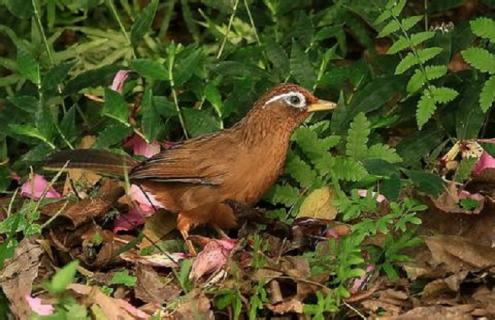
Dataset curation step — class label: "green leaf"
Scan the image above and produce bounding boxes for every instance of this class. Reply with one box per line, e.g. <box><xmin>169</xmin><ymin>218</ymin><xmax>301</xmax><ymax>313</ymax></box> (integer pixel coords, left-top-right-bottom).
<box><xmin>16</xmin><ymin>47</ymin><xmax>40</xmax><ymax>85</ymax></box>
<box><xmin>374</xmin><ymin>11</ymin><xmax>391</xmax><ymax>25</ymax></box>
<box><xmin>292</xmin><ymin>127</ymin><xmax>339</xmax><ymax>159</ymax></box>
<box><xmin>130</xmin><ymin>0</ymin><xmax>159</xmax><ymax>44</ymax></box>
<box><xmin>407</xmin><ymin>65</ymin><xmax>447</xmax><ymax>93</ymax></box>
<box><xmin>64</xmin><ymin>65</ymin><xmax>120</xmax><ymax>94</ymax></box>
<box><xmin>141</xmin><ymin>88</ymin><xmax>161</xmax><ymax>141</ymax></box>
<box><xmin>331</xmin><ymin>157</ymin><xmax>368</xmax><ymax>181</ymax></box>
<box><xmin>183</xmin><ymin>108</ymin><xmax>220</xmax><ymax>138</ymax></box>
<box><xmin>174</xmin><ymin>48</ymin><xmax>202</xmax><ymax>87</ymax></box>
<box><xmin>265</xmin><ymin>184</ymin><xmax>300</xmax><ymax>207</ymax></box>
<box><xmin>395</xmin><ymin>52</ymin><xmax>420</xmax><ymax>74</ymax></box>
<box><xmin>404</xmin><ymin>170</ymin><xmax>444</xmax><ymax>196</ymax></box>
<box><xmin>4</xmin><ymin>0</ymin><xmax>33</xmax><ymax>18</ymax></box>
<box><xmin>402</xmin><ymin>16</ymin><xmax>423</xmax><ymax>31</ymax></box>
<box><xmin>416</xmin><ymin>90</ymin><xmax>436</xmax><ymax>129</ymax></box>
<box><xmin>367</xmin><ymin>144</ymin><xmax>402</xmax><ymax>163</ymax></box>
<box><xmin>264</xmin><ymin>39</ymin><xmax>290</xmax><ymax>78</ymax></box>
<box><xmin>60</xmin><ymin>106</ymin><xmax>77</xmax><ymax>142</ymax></box>
<box><xmin>410</xmin><ymin>31</ymin><xmax>436</xmax><ymax>46</ymax></box>
<box><xmin>346</xmin><ymin>113</ymin><xmax>370</xmax><ymax>159</ymax></box>
<box><xmin>204</xmin><ymin>83</ymin><xmax>223</xmax><ymax>118</ymax></box>
<box><xmin>7</xmin><ymin>96</ymin><xmax>38</xmax><ymax>113</ymax></box>
<box><xmin>94</xmin><ymin>121</ymin><xmax>131</xmax><ymax>148</ymax></box>
<box><xmin>387</xmin><ymin>37</ymin><xmax>409</xmax><ymax>54</ymax></box>
<box><xmin>290</xmin><ymin>39</ymin><xmax>316</xmax><ymax>89</ymax></box>
<box><xmin>461</xmin><ymin>47</ymin><xmax>495</xmax><ymax>74</ymax></box>
<box><xmin>7</xmin><ymin>124</ymin><xmax>55</xmax><ymax>148</ymax></box>
<box><xmin>46</xmin><ymin>260</ymin><xmax>79</xmax><ymax>294</ymax></box>
<box><xmin>111</xmin><ymin>270</ymin><xmax>137</xmax><ymax>287</ymax></box>
<box><xmin>285</xmin><ymin>153</ymin><xmax>317</xmax><ymax>188</ymax></box>
<box><xmin>470</xmin><ymin>17</ymin><xmax>495</xmax><ymax>44</ymax></box>
<box><xmin>430</xmin><ymin>86</ymin><xmax>459</xmax><ymax>103</ymax></box>
<box><xmin>378</xmin><ymin>20</ymin><xmax>400</xmax><ymax>38</ymax></box>
<box><xmin>102</xmin><ymin>88</ymin><xmax>130</xmax><ymax>126</ymax></box>
<box><xmin>390</xmin><ymin>0</ymin><xmax>407</xmax><ymax>16</ymax></box>
<box><xmin>417</xmin><ymin>47</ymin><xmax>443</xmax><ymax>63</ymax></box>
<box><xmin>130</xmin><ymin>59</ymin><xmax>168</xmax><ymax>80</ymax></box>
<box><xmin>480</xmin><ymin>75</ymin><xmax>495</xmax><ymax>112</ymax></box>
<box><xmin>42</xmin><ymin>61</ymin><xmax>75</xmax><ymax>92</ymax></box>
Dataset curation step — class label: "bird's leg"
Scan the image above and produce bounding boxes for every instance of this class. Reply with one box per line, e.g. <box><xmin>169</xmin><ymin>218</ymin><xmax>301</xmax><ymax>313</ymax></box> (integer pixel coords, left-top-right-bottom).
<box><xmin>212</xmin><ymin>224</ymin><xmax>231</xmax><ymax>239</ymax></box>
<box><xmin>177</xmin><ymin>214</ymin><xmax>197</xmax><ymax>256</ymax></box>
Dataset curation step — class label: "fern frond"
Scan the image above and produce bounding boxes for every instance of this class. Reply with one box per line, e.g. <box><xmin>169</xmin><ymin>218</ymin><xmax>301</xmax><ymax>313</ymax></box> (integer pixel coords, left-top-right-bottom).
<box><xmin>367</xmin><ymin>144</ymin><xmax>403</xmax><ymax>163</ymax></box>
<box><xmin>266</xmin><ymin>184</ymin><xmax>300</xmax><ymax>207</ymax></box>
<box><xmin>331</xmin><ymin>157</ymin><xmax>368</xmax><ymax>182</ymax></box>
<box><xmin>285</xmin><ymin>153</ymin><xmax>317</xmax><ymax>188</ymax></box>
<box><xmin>416</xmin><ymin>91</ymin><xmax>436</xmax><ymax>129</ymax></box>
<box><xmin>346</xmin><ymin>113</ymin><xmax>370</xmax><ymax>159</ymax></box>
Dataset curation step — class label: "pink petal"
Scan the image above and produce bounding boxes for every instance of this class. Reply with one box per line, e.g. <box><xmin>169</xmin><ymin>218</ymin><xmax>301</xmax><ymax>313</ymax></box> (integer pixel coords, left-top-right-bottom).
<box><xmin>349</xmin><ymin>264</ymin><xmax>375</xmax><ymax>294</ymax></box>
<box><xmin>473</xmin><ymin>151</ymin><xmax>495</xmax><ymax>176</ymax></box>
<box><xmin>21</xmin><ymin>174</ymin><xmax>61</xmax><ymax>200</ymax></box>
<box><xmin>128</xmin><ymin>184</ymin><xmax>165</xmax><ymax>211</ymax></box>
<box><xmin>325</xmin><ymin>228</ymin><xmax>340</xmax><ymax>239</ymax></box>
<box><xmin>190</xmin><ymin>239</ymin><xmax>236</xmax><ymax>281</ymax></box>
<box><xmin>113</xmin><ymin>208</ymin><xmax>146</xmax><ymax>233</ymax></box>
<box><xmin>124</xmin><ymin>135</ymin><xmax>161</xmax><ymax>158</ymax></box>
<box><xmin>357</xmin><ymin>189</ymin><xmax>386</xmax><ymax>203</ymax></box>
<box><xmin>25</xmin><ymin>294</ymin><xmax>54</xmax><ymax>316</ymax></box>
<box><xmin>110</xmin><ymin>70</ymin><xmax>131</xmax><ymax>93</ymax></box>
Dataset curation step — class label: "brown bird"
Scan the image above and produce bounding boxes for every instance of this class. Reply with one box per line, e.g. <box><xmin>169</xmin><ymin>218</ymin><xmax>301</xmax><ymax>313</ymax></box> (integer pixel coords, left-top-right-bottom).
<box><xmin>46</xmin><ymin>84</ymin><xmax>337</xmax><ymax>254</ymax></box>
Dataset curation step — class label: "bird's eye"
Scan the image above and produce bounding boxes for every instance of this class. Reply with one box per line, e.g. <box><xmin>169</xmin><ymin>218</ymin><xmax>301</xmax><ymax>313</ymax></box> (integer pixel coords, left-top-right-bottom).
<box><xmin>288</xmin><ymin>95</ymin><xmax>301</xmax><ymax>105</ymax></box>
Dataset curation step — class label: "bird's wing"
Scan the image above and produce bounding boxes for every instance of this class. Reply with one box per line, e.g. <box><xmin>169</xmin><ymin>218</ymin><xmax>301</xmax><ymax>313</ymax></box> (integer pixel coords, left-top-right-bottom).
<box><xmin>130</xmin><ymin>132</ymin><xmax>231</xmax><ymax>185</ymax></box>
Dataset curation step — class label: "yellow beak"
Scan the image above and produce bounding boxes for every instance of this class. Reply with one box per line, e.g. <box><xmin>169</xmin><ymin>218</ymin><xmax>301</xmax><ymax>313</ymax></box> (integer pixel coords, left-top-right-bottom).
<box><xmin>307</xmin><ymin>99</ymin><xmax>338</xmax><ymax>112</ymax></box>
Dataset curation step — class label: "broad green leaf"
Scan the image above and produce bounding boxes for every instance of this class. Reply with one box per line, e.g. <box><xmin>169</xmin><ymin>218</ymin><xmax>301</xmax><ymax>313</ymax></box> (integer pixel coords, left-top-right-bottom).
<box><xmin>46</xmin><ymin>260</ymin><xmax>79</xmax><ymax>294</ymax></box>
<box><xmin>470</xmin><ymin>17</ymin><xmax>495</xmax><ymax>44</ymax></box>
<box><xmin>378</xmin><ymin>19</ymin><xmax>400</xmax><ymax>38</ymax></box>
<box><xmin>130</xmin><ymin>59</ymin><xmax>168</xmax><ymax>80</ymax></box>
<box><xmin>480</xmin><ymin>75</ymin><xmax>495</xmax><ymax>112</ymax></box>
<box><xmin>285</xmin><ymin>153</ymin><xmax>317</xmax><ymax>188</ymax></box>
<box><xmin>430</xmin><ymin>86</ymin><xmax>458</xmax><ymax>103</ymax></box>
<box><xmin>7</xmin><ymin>124</ymin><xmax>55</xmax><ymax>148</ymax></box>
<box><xmin>456</xmin><ymin>81</ymin><xmax>484</xmax><ymax>139</ymax></box>
<box><xmin>59</xmin><ymin>106</ymin><xmax>77</xmax><ymax>142</ymax></box>
<box><xmin>402</xmin><ymin>16</ymin><xmax>423</xmax><ymax>31</ymax></box>
<box><xmin>264</xmin><ymin>39</ymin><xmax>290</xmax><ymax>78</ymax></box>
<box><xmin>183</xmin><ymin>108</ymin><xmax>220</xmax><ymax>138</ymax></box>
<box><xmin>290</xmin><ymin>39</ymin><xmax>316</xmax><ymax>89</ymax></box>
<box><xmin>16</xmin><ymin>47</ymin><xmax>40</xmax><ymax>85</ymax></box>
<box><xmin>346</xmin><ymin>113</ymin><xmax>370</xmax><ymax>159</ymax></box>
<box><xmin>174</xmin><ymin>48</ymin><xmax>202</xmax><ymax>87</ymax></box>
<box><xmin>130</xmin><ymin>0</ymin><xmax>159</xmax><ymax>44</ymax></box>
<box><xmin>404</xmin><ymin>170</ymin><xmax>444</xmax><ymax>196</ymax></box>
<box><xmin>42</xmin><ymin>61</ymin><xmax>75</xmax><ymax>92</ymax></box>
<box><xmin>141</xmin><ymin>88</ymin><xmax>161</xmax><ymax>141</ymax></box>
<box><xmin>204</xmin><ymin>83</ymin><xmax>223</xmax><ymax>118</ymax></box>
<box><xmin>461</xmin><ymin>47</ymin><xmax>495</xmax><ymax>74</ymax></box>
<box><xmin>407</xmin><ymin>65</ymin><xmax>447</xmax><ymax>93</ymax></box>
<box><xmin>64</xmin><ymin>65</ymin><xmax>120</xmax><ymax>94</ymax></box>
<box><xmin>7</xmin><ymin>96</ymin><xmax>38</xmax><ymax>113</ymax></box>
<box><xmin>416</xmin><ymin>91</ymin><xmax>436</xmax><ymax>129</ymax></box>
<box><xmin>102</xmin><ymin>88</ymin><xmax>130</xmax><ymax>126</ymax></box>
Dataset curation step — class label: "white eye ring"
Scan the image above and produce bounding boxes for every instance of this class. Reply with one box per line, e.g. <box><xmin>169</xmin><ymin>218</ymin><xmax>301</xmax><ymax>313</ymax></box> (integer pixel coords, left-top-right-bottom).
<box><xmin>264</xmin><ymin>91</ymin><xmax>306</xmax><ymax>109</ymax></box>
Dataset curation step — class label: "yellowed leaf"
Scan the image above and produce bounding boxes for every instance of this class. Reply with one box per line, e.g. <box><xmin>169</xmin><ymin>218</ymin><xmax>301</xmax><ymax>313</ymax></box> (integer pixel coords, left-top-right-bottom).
<box><xmin>298</xmin><ymin>186</ymin><xmax>337</xmax><ymax>220</ymax></box>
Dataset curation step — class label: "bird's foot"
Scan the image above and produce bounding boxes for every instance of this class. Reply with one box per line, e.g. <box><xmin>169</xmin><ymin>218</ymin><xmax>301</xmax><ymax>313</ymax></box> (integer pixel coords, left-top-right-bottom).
<box><xmin>212</xmin><ymin>224</ymin><xmax>231</xmax><ymax>239</ymax></box>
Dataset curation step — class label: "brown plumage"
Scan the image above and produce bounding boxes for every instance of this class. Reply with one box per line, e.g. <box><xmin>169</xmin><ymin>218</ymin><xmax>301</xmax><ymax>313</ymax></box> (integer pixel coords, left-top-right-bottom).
<box><xmin>45</xmin><ymin>83</ymin><xmax>337</xmax><ymax>254</ymax></box>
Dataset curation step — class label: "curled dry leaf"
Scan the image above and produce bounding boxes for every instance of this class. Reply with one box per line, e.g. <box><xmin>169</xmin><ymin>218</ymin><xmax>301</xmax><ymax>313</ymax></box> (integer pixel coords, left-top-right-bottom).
<box><xmin>0</xmin><ymin>238</ymin><xmax>44</xmax><ymax>319</ymax></box>
<box><xmin>135</xmin><ymin>265</ymin><xmax>181</xmax><ymax>304</ymax></box>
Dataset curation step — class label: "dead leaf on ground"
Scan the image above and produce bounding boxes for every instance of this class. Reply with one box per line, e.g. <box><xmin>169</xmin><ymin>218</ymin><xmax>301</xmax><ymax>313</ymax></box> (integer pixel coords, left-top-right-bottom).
<box><xmin>135</xmin><ymin>265</ymin><xmax>181</xmax><ymax>304</ymax></box>
<box><xmin>431</xmin><ymin>182</ymin><xmax>485</xmax><ymax>215</ymax></box>
<box><xmin>172</xmin><ymin>289</ymin><xmax>214</xmax><ymax>320</ymax></box>
<box><xmin>0</xmin><ymin>238</ymin><xmax>44</xmax><ymax>320</ymax></box>
<box><xmin>139</xmin><ymin>212</ymin><xmax>177</xmax><ymax>249</ymax></box>
<box><xmin>421</xmin><ymin>271</ymin><xmax>468</xmax><ymax>302</ymax></box>
<box><xmin>298</xmin><ymin>186</ymin><xmax>337</xmax><ymax>221</ymax></box>
<box><xmin>266</xmin><ymin>298</ymin><xmax>304</xmax><ymax>314</ymax></box>
<box><xmin>396</xmin><ymin>304</ymin><xmax>476</xmax><ymax>320</ymax></box>
<box><xmin>425</xmin><ymin>235</ymin><xmax>495</xmax><ymax>273</ymax></box>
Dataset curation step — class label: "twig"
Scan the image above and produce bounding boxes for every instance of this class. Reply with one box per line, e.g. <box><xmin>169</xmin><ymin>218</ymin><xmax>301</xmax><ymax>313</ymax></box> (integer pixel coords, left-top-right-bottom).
<box><xmin>216</xmin><ymin>0</ymin><xmax>240</xmax><ymax>59</ymax></box>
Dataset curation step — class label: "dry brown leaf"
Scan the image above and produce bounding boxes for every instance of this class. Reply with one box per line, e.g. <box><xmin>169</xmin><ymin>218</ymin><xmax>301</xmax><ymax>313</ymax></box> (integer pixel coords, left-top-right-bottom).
<box><xmin>298</xmin><ymin>187</ymin><xmax>337</xmax><ymax>221</ymax></box>
<box><xmin>266</xmin><ymin>298</ymin><xmax>304</xmax><ymax>314</ymax></box>
<box><xmin>421</xmin><ymin>271</ymin><xmax>468</xmax><ymax>302</ymax></box>
<box><xmin>396</xmin><ymin>304</ymin><xmax>475</xmax><ymax>320</ymax></box>
<box><xmin>139</xmin><ymin>212</ymin><xmax>177</xmax><ymax>249</ymax></box>
<box><xmin>0</xmin><ymin>238</ymin><xmax>44</xmax><ymax>320</ymax></box>
<box><xmin>472</xmin><ymin>286</ymin><xmax>495</xmax><ymax>316</ymax></box>
<box><xmin>135</xmin><ymin>265</ymin><xmax>180</xmax><ymax>304</ymax></box>
<box><xmin>425</xmin><ymin>235</ymin><xmax>495</xmax><ymax>273</ymax></box>
<box><xmin>431</xmin><ymin>182</ymin><xmax>484</xmax><ymax>215</ymax></box>
<box><xmin>173</xmin><ymin>289</ymin><xmax>214</xmax><ymax>320</ymax></box>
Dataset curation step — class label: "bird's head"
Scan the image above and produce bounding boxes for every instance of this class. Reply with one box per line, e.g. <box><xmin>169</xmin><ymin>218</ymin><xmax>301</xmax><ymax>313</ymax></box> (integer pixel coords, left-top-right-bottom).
<box><xmin>251</xmin><ymin>83</ymin><xmax>337</xmax><ymax>127</ymax></box>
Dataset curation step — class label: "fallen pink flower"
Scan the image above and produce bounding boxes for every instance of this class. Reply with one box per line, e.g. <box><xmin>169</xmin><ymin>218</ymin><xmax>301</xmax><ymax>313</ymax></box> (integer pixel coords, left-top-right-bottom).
<box><xmin>25</xmin><ymin>294</ymin><xmax>54</xmax><ymax>316</ymax></box>
<box><xmin>349</xmin><ymin>264</ymin><xmax>375</xmax><ymax>294</ymax></box>
<box><xmin>113</xmin><ymin>208</ymin><xmax>146</xmax><ymax>233</ymax></box>
<box><xmin>110</xmin><ymin>70</ymin><xmax>131</xmax><ymax>93</ymax></box>
<box><xmin>190</xmin><ymin>239</ymin><xmax>236</xmax><ymax>281</ymax></box>
<box><xmin>357</xmin><ymin>189</ymin><xmax>386</xmax><ymax>203</ymax></box>
<box><xmin>124</xmin><ymin>135</ymin><xmax>161</xmax><ymax>158</ymax></box>
<box><xmin>128</xmin><ymin>184</ymin><xmax>165</xmax><ymax>213</ymax></box>
<box><xmin>472</xmin><ymin>151</ymin><xmax>495</xmax><ymax>176</ymax></box>
<box><xmin>21</xmin><ymin>174</ymin><xmax>61</xmax><ymax>200</ymax></box>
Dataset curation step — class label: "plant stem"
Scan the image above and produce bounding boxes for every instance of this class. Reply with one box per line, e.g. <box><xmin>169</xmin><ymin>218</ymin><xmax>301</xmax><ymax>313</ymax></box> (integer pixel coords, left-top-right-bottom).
<box><xmin>32</xmin><ymin>0</ymin><xmax>54</xmax><ymax>65</ymax></box>
<box><xmin>106</xmin><ymin>0</ymin><xmax>136</xmax><ymax>58</ymax></box>
<box><xmin>168</xmin><ymin>46</ymin><xmax>189</xmax><ymax>138</ymax></box>
<box><xmin>216</xmin><ymin>0</ymin><xmax>240</xmax><ymax>59</ymax></box>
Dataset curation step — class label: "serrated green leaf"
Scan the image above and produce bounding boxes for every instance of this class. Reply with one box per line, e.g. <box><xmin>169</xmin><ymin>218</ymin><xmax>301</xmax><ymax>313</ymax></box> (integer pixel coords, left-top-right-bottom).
<box><xmin>395</xmin><ymin>52</ymin><xmax>420</xmax><ymax>74</ymax></box>
<box><xmin>430</xmin><ymin>86</ymin><xmax>459</xmax><ymax>103</ymax></box>
<box><xmin>390</xmin><ymin>0</ymin><xmax>407</xmax><ymax>16</ymax></box>
<box><xmin>416</xmin><ymin>91</ymin><xmax>436</xmax><ymax>129</ymax></box>
<box><xmin>266</xmin><ymin>184</ymin><xmax>300</xmax><ymax>207</ymax></box>
<box><xmin>367</xmin><ymin>144</ymin><xmax>402</xmax><ymax>163</ymax></box>
<box><xmin>46</xmin><ymin>260</ymin><xmax>79</xmax><ymax>294</ymax></box>
<box><xmin>174</xmin><ymin>47</ymin><xmax>202</xmax><ymax>87</ymax></box>
<box><xmin>264</xmin><ymin>39</ymin><xmax>290</xmax><ymax>78</ymax></box>
<box><xmin>417</xmin><ymin>47</ymin><xmax>443</xmax><ymax>63</ymax></box>
<box><xmin>332</xmin><ymin>157</ymin><xmax>368</xmax><ymax>181</ymax></box>
<box><xmin>470</xmin><ymin>17</ymin><xmax>495</xmax><ymax>44</ymax></box>
<box><xmin>102</xmin><ymin>88</ymin><xmax>130</xmax><ymax>126</ymax></box>
<box><xmin>130</xmin><ymin>59</ymin><xmax>168</xmax><ymax>80</ymax></box>
<box><xmin>285</xmin><ymin>153</ymin><xmax>317</xmax><ymax>188</ymax></box>
<box><xmin>387</xmin><ymin>37</ymin><xmax>408</xmax><ymax>54</ymax></box>
<box><xmin>130</xmin><ymin>0</ymin><xmax>158</xmax><ymax>44</ymax></box>
<box><xmin>183</xmin><ymin>108</ymin><xmax>220</xmax><ymax>138</ymax></box>
<box><xmin>16</xmin><ymin>47</ymin><xmax>40</xmax><ymax>85</ymax></box>
<box><xmin>141</xmin><ymin>88</ymin><xmax>161</xmax><ymax>141</ymax></box>
<box><xmin>290</xmin><ymin>39</ymin><xmax>316</xmax><ymax>89</ymax></box>
<box><xmin>42</xmin><ymin>61</ymin><xmax>75</xmax><ymax>92</ymax></box>
<box><xmin>7</xmin><ymin>96</ymin><xmax>38</xmax><ymax>113</ymax></box>
<box><xmin>4</xmin><ymin>0</ymin><xmax>33</xmax><ymax>18</ymax></box>
<box><xmin>111</xmin><ymin>270</ymin><xmax>137</xmax><ymax>287</ymax></box>
<box><xmin>292</xmin><ymin>127</ymin><xmax>338</xmax><ymax>159</ymax></box>
<box><xmin>480</xmin><ymin>75</ymin><xmax>495</xmax><ymax>112</ymax></box>
<box><xmin>407</xmin><ymin>65</ymin><xmax>447</xmax><ymax>93</ymax></box>
<box><xmin>7</xmin><ymin>124</ymin><xmax>55</xmax><ymax>148</ymax></box>
<box><xmin>204</xmin><ymin>83</ymin><xmax>223</xmax><ymax>118</ymax></box>
<box><xmin>378</xmin><ymin>20</ymin><xmax>400</xmax><ymax>38</ymax></box>
<box><xmin>388</xmin><ymin>32</ymin><xmax>436</xmax><ymax>55</ymax></box>
<box><xmin>461</xmin><ymin>47</ymin><xmax>495</xmax><ymax>74</ymax></box>
<box><xmin>402</xmin><ymin>16</ymin><xmax>423</xmax><ymax>31</ymax></box>
<box><xmin>346</xmin><ymin>113</ymin><xmax>370</xmax><ymax>159</ymax></box>
<box><xmin>375</xmin><ymin>10</ymin><xmax>391</xmax><ymax>25</ymax></box>
<box><xmin>410</xmin><ymin>31</ymin><xmax>436</xmax><ymax>46</ymax></box>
